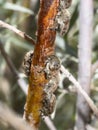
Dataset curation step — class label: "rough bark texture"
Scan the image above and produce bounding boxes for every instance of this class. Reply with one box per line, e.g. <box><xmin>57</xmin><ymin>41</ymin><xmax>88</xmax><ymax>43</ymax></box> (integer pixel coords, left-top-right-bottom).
<box><xmin>76</xmin><ymin>0</ymin><xmax>93</xmax><ymax>129</ymax></box>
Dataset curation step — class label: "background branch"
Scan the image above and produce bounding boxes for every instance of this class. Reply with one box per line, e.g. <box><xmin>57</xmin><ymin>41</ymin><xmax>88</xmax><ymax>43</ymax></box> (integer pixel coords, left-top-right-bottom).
<box><xmin>44</xmin><ymin>117</ymin><xmax>57</xmax><ymax>130</ymax></box>
<box><xmin>0</xmin><ymin>20</ymin><xmax>35</xmax><ymax>45</ymax></box>
<box><xmin>75</xmin><ymin>0</ymin><xmax>93</xmax><ymax>129</ymax></box>
<box><xmin>61</xmin><ymin>66</ymin><xmax>98</xmax><ymax>117</ymax></box>
<box><xmin>0</xmin><ymin>40</ymin><xmax>27</xmax><ymax>94</ymax></box>
<box><xmin>0</xmin><ymin>41</ymin><xmax>19</xmax><ymax>78</ymax></box>
<box><xmin>0</xmin><ymin>102</ymin><xmax>34</xmax><ymax>130</ymax></box>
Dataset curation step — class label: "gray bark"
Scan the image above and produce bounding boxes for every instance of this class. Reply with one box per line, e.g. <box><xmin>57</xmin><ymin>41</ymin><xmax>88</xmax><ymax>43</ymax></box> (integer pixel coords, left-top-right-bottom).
<box><xmin>76</xmin><ymin>0</ymin><xmax>93</xmax><ymax>129</ymax></box>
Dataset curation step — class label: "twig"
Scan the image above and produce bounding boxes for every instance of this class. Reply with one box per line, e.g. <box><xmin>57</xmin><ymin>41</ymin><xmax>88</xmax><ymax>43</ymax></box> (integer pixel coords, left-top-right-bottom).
<box><xmin>0</xmin><ymin>102</ymin><xmax>35</xmax><ymax>130</ymax></box>
<box><xmin>0</xmin><ymin>20</ymin><xmax>35</xmax><ymax>45</ymax></box>
<box><xmin>0</xmin><ymin>41</ymin><xmax>19</xmax><ymax>78</ymax></box>
<box><xmin>0</xmin><ymin>41</ymin><xmax>27</xmax><ymax>94</ymax></box>
<box><xmin>60</xmin><ymin>65</ymin><xmax>98</xmax><ymax>117</ymax></box>
<box><xmin>44</xmin><ymin>117</ymin><xmax>57</xmax><ymax>130</ymax></box>
<box><xmin>76</xmin><ymin>0</ymin><xmax>93</xmax><ymax>129</ymax></box>
<box><xmin>86</xmin><ymin>125</ymin><xmax>96</xmax><ymax>130</ymax></box>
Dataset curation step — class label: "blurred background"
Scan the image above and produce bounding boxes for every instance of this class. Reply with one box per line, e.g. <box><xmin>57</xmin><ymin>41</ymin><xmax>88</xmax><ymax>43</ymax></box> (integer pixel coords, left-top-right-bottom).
<box><xmin>0</xmin><ymin>0</ymin><xmax>98</xmax><ymax>130</ymax></box>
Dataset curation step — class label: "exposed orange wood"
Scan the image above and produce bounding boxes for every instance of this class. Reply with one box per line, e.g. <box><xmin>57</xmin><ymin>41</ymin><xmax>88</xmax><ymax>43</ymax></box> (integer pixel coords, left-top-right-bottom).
<box><xmin>24</xmin><ymin>0</ymin><xmax>60</xmax><ymax>129</ymax></box>
<box><xmin>33</xmin><ymin>0</ymin><xmax>60</xmax><ymax>65</ymax></box>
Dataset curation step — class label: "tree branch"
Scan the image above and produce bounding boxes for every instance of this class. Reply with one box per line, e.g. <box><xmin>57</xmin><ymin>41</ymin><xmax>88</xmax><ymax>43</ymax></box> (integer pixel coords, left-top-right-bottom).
<box><xmin>44</xmin><ymin>117</ymin><xmax>57</xmax><ymax>130</ymax></box>
<box><xmin>75</xmin><ymin>0</ymin><xmax>93</xmax><ymax>129</ymax></box>
<box><xmin>60</xmin><ymin>65</ymin><xmax>98</xmax><ymax>117</ymax></box>
<box><xmin>0</xmin><ymin>102</ymin><xmax>35</xmax><ymax>130</ymax></box>
<box><xmin>24</xmin><ymin>0</ymin><xmax>60</xmax><ymax>129</ymax></box>
<box><xmin>0</xmin><ymin>41</ymin><xmax>19</xmax><ymax>78</ymax></box>
<box><xmin>0</xmin><ymin>41</ymin><xmax>27</xmax><ymax>94</ymax></box>
<box><xmin>0</xmin><ymin>20</ymin><xmax>35</xmax><ymax>45</ymax></box>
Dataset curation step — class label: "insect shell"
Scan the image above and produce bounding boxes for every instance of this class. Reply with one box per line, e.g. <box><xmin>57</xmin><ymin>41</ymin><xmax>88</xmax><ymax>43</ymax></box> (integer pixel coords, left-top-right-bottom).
<box><xmin>45</xmin><ymin>55</ymin><xmax>61</xmax><ymax>71</ymax></box>
<box><xmin>41</xmin><ymin>55</ymin><xmax>60</xmax><ymax>116</ymax></box>
<box><xmin>44</xmin><ymin>78</ymin><xmax>59</xmax><ymax>94</ymax></box>
<box><xmin>42</xmin><ymin>70</ymin><xmax>59</xmax><ymax>116</ymax></box>
<box><xmin>55</xmin><ymin>8</ymin><xmax>70</xmax><ymax>36</ymax></box>
<box><xmin>54</xmin><ymin>0</ymin><xmax>71</xmax><ymax>36</ymax></box>
<box><xmin>23</xmin><ymin>50</ymin><xmax>33</xmax><ymax>76</ymax></box>
<box><xmin>41</xmin><ymin>93</ymin><xmax>56</xmax><ymax>116</ymax></box>
<box><xmin>42</xmin><ymin>77</ymin><xmax>59</xmax><ymax>116</ymax></box>
<box><xmin>41</xmin><ymin>82</ymin><xmax>57</xmax><ymax>116</ymax></box>
<box><xmin>44</xmin><ymin>55</ymin><xmax>61</xmax><ymax>79</ymax></box>
<box><xmin>60</xmin><ymin>0</ymin><xmax>72</xmax><ymax>9</ymax></box>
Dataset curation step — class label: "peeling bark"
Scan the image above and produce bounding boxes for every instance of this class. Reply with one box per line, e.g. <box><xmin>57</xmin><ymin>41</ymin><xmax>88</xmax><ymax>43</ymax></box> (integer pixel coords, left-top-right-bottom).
<box><xmin>23</xmin><ymin>0</ymin><xmax>60</xmax><ymax>129</ymax></box>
